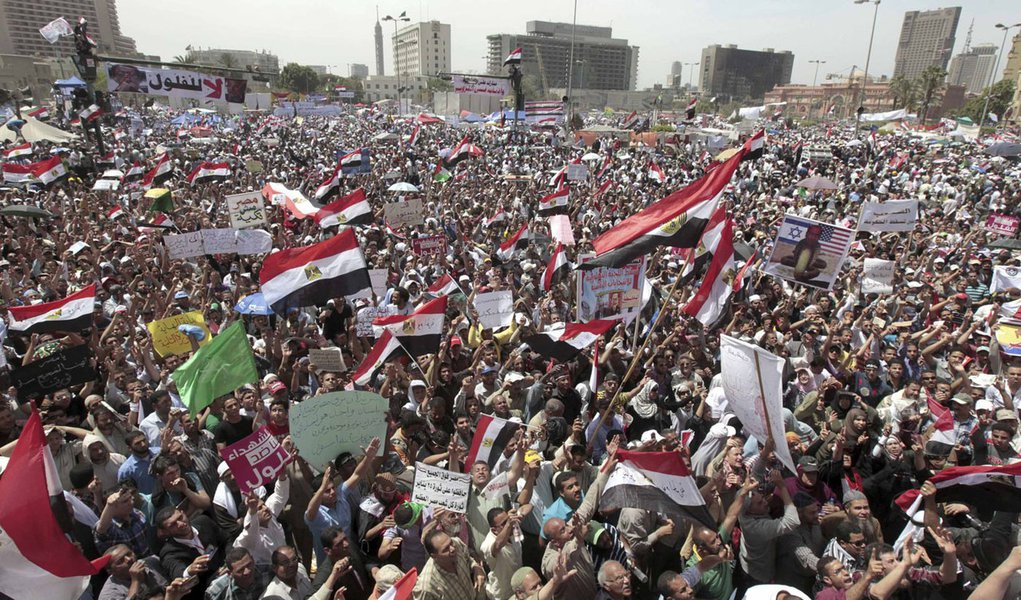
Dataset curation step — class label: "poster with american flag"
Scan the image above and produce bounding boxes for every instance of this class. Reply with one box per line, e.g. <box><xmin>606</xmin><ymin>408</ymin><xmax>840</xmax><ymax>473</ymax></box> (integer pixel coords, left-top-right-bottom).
<box><xmin>763</xmin><ymin>214</ymin><xmax>854</xmax><ymax>291</ymax></box>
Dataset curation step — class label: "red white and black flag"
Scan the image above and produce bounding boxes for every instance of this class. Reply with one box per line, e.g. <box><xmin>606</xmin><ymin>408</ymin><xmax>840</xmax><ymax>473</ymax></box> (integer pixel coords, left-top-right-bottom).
<box><xmin>542</xmin><ymin>243</ymin><xmax>573</xmax><ymax>292</ymax></box>
<box><xmin>538</xmin><ymin>186</ymin><xmax>570</xmax><ymax>217</ymax></box>
<box><xmin>467</xmin><ymin>414</ymin><xmax>521</xmax><ymax>469</ymax></box>
<box><xmin>679</xmin><ymin>205</ymin><xmax>729</xmax><ymax>285</ymax></box>
<box><xmin>503</xmin><ymin>47</ymin><xmax>523</xmax><ymax>65</ymax></box>
<box><xmin>79</xmin><ymin>104</ymin><xmax>102</xmax><ymax>122</ymax></box>
<box><xmin>685</xmin><ymin>97</ymin><xmax>697</xmax><ymax>120</ymax></box>
<box><xmin>740</xmin><ymin>129</ymin><xmax>766</xmax><ymax>163</ymax></box>
<box><xmin>313</xmin><ymin>162</ymin><xmax>344</xmax><ymax>201</ymax></box>
<box><xmin>142</xmin><ymin>153</ymin><xmax>174</xmax><ymax>188</ymax></box>
<box><xmin>27</xmin><ymin>106</ymin><xmax>49</xmax><ymax>120</ymax></box>
<box><xmin>29</xmin><ymin>155</ymin><xmax>68</xmax><ymax>187</ymax></box>
<box><xmin>496</xmin><ymin>224</ymin><xmax>530</xmax><ymax>261</ymax></box>
<box><xmin>372</xmin><ymin>295</ymin><xmax>447</xmax><ymax>357</ymax></box>
<box><xmin>313</xmin><ymin>187</ymin><xmax>373</xmax><ymax>228</ymax></box>
<box><xmin>582</xmin><ymin>146</ymin><xmax>745</xmax><ymax>269</ymax></box>
<box><xmin>443</xmin><ymin>136</ymin><xmax>484</xmax><ymax>168</ymax></box>
<box><xmin>408</xmin><ymin>123</ymin><xmax>421</xmax><ymax>146</ymax></box>
<box><xmin>352</xmin><ymin>329</ymin><xmax>407</xmax><ymax>387</ymax></box>
<box><xmin>259</xmin><ymin>228</ymin><xmax>371</xmax><ymax>314</ymax></box>
<box><xmin>894</xmin><ymin>461</ymin><xmax>1021</xmax><ymax>514</ymax></box>
<box><xmin>621</xmin><ymin>111</ymin><xmax>640</xmax><ymax>130</ymax></box>
<box><xmin>2</xmin><ymin>143</ymin><xmax>33</xmax><ymax>160</ymax></box>
<box><xmin>524</xmin><ymin>319</ymin><xmax>616</xmax><ymax>362</ymax></box>
<box><xmin>427</xmin><ymin>273</ymin><xmax>463</xmax><ymax>297</ymax></box>
<box><xmin>648</xmin><ymin>162</ymin><xmax>665</xmax><ymax>184</ymax></box>
<box><xmin>7</xmin><ymin>284</ymin><xmax>95</xmax><ymax>334</ymax></box>
<box><xmin>121</xmin><ymin>161</ymin><xmax>144</xmax><ymax>183</ymax></box>
<box><xmin>601</xmin><ymin>450</ymin><xmax>716</xmax><ymax>529</ymax></box>
<box><xmin>682</xmin><ymin>218</ymin><xmax>735</xmax><ymax>327</ymax></box>
<box><xmin>2</xmin><ymin>163</ymin><xmax>35</xmax><ymax>185</ymax></box>
<box><xmin>186</xmin><ymin>161</ymin><xmax>230</xmax><ymax>185</ymax></box>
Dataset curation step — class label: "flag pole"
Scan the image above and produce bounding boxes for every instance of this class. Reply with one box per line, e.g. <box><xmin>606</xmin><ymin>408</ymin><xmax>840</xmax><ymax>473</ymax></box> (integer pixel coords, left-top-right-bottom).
<box><xmin>587</xmin><ymin>253</ymin><xmax>690</xmax><ymax>452</ymax></box>
<box><xmin>752</xmin><ymin>350</ymin><xmax>774</xmax><ymax>446</ymax></box>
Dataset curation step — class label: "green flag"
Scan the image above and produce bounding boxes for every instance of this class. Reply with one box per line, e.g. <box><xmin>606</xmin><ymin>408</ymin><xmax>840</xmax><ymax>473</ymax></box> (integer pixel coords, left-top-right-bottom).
<box><xmin>171</xmin><ymin>321</ymin><xmax>259</xmax><ymax>416</ymax></box>
<box><xmin>145</xmin><ymin>188</ymin><xmax>173</xmax><ymax>213</ymax></box>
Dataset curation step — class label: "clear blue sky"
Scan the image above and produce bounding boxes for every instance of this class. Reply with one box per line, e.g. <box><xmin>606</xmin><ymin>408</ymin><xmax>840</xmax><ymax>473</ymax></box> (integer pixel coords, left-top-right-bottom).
<box><xmin>118</xmin><ymin>0</ymin><xmax>1020</xmax><ymax>88</ymax></box>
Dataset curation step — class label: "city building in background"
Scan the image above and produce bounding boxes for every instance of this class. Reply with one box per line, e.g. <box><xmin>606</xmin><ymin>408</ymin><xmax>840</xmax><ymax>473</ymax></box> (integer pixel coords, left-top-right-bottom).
<box><xmin>0</xmin><ymin>0</ymin><xmax>138</xmax><ymax>57</ymax></box>
<box><xmin>699</xmin><ymin>44</ymin><xmax>793</xmax><ymax>102</ymax></box>
<box><xmin>374</xmin><ymin>9</ymin><xmax>385</xmax><ymax>76</ymax></box>
<box><xmin>486</xmin><ymin>21</ymin><xmax>639</xmax><ymax>93</ymax></box>
<box><xmin>892</xmin><ymin>7</ymin><xmax>961</xmax><ymax>80</ymax></box>
<box><xmin>186</xmin><ymin>47</ymin><xmax>279</xmax><ymax>73</ymax></box>
<box><xmin>1002</xmin><ymin>31</ymin><xmax>1021</xmax><ymax>84</ymax></box>
<box><xmin>362</xmin><ymin>74</ymin><xmax>428</xmax><ymax>104</ymax></box>
<box><xmin>393</xmin><ymin>20</ymin><xmax>450</xmax><ymax>78</ymax></box>
<box><xmin>350</xmin><ymin>63</ymin><xmax>369</xmax><ymax>78</ymax></box>
<box><xmin>668</xmin><ymin>61</ymin><xmax>682</xmax><ymax>88</ymax></box>
<box><xmin>947</xmin><ymin>43</ymin><xmax>997</xmax><ymax>95</ymax></box>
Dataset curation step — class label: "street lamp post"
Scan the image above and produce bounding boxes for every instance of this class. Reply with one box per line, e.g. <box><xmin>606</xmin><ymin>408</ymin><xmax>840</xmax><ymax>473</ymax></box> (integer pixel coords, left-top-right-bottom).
<box><xmin>685</xmin><ymin>62</ymin><xmax>699</xmax><ymax>90</ymax></box>
<box><xmin>853</xmin><ymin>0</ymin><xmax>880</xmax><ymax>137</ymax></box>
<box><xmin>809</xmin><ymin>60</ymin><xmax>827</xmax><ymax>87</ymax></box>
<box><xmin>382</xmin><ymin>12</ymin><xmax>410</xmax><ymax>116</ymax></box>
<box><xmin>980</xmin><ymin>23</ymin><xmax>1021</xmax><ymax>130</ymax></box>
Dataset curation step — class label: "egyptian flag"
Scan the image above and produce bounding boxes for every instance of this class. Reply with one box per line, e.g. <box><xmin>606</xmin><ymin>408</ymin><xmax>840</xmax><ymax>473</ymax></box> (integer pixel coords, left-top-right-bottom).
<box><xmin>894</xmin><ymin>461</ymin><xmax>1021</xmax><ymax>514</ymax></box>
<box><xmin>621</xmin><ymin>111</ymin><xmax>640</xmax><ymax>130</ymax></box>
<box><xmin>314</xmin><ymin>163</ymin><xmax>344</xmax><ymax>201</ymax></box>
<box><xmin>314</xmin><ymin>188</ymin><xmax>373</xmax><ymax>228</ymax></box>
<box><xmin>679</xmin><ymin>205</ymin><xmax>728</xmax><ymax>285</ymax></box>
<box><xmin>682</xmin><ymin>219</ymin><xmax>735</xmax><ymax>327</ymax></box>
<box><xmin>96</xmin><ymin>152</ymin><xmax>115</xmax><ymax>169</ymax></box>
<box><xmin>792</xmin><ymin>140</ymin><xmax>804</xmax><ymax>167</ymax></box>
<box><xmin>2</xmin><ymin>163</ymin><xmax>35</xmax><ymax>184</ymax></box>
<box><xmin>107</xmin><ymin>205</ymin><xmax>125</xmax><ymax>220</ymax></box>
<box><xmin>601</xmin><ymin>450</ymin><xmax>716</xmax><ymax>529</ymax></box>
<box><xmin>3</xmin><ymin>143</ymin><xmax>32</xmax><ymax>160</ymax></box>
<box><xmin>137</xmin><ymin>213</ymin><xmax>172</xmax><ymax>233</ymax></box>
<box><xmin>685</xmin><ymin>98</ymin><xmax>697</xmax><ymax>120</ymax></box>
<box><xmin>340</xmin><ymin>149</ymin><xmax>367</xmax><ymax>174</ymax></box>
<box><xmin>259</xmin><ymin>228</ymin><xmax>371</xmax><ymax>314</ymax></box>
<box><xmin>0</xmin><ymin>407</ymin><xmax>107</xmax><ymax>600</ymax></box>
<box><xmin>417</xmin><ymin>113</ymin><xmax>443</xmax><ymax>125</ymax></box>
<box><xmin>542</xmin><ymin>244</ymin><xmax>573</xmax><ymax>292</ymax></box>
<box><xmin>484</xmin><ymin>211</ymin><xmax>508</xmax><ymax>228</ymax></box>
<box><xmin>740</xmin><ymin>130</ymin><xmax>765</xmax><ymax>163</ymax></box>
<box><xmin>648</xmin><ymin>163</ymin><xmax>665</xmax><ymax>184</ymax></box>
<box><xmin>926</xmin><ymin>397</ymin><xmax>957</xmax><ymax>448</ymax></box>
<box><xmin>408</xmin><ymin>123</ymin><xmax>421</xmax><ymax>146</ymax></box>
<box><xmin>79</xmin><ymin>104</ymin><xmax>102</xmax><ymax>123</ymax></box>
<box><xmin>504</xmin><ymin>47</ymin><xmax>522</xmax><ymax>65</ymax></box>
<box><xmin>496</xmin><ymin>224</ymin><xmax>530</xmax><ymax>261</ymax></box>
<box><xmin>467</xmin><ymin>414</ymin><xmax>521</xmax><ymax>468</ymax></box>
<box><xmin>427</xmin><ymin>273</ymin><xmax>462</xmax><ymax>297</ymax></box>
<box><xmin>538</xmin><ymin>186</ymin><xmax>570</xmax><ymax>217</ymax></box>
<box><xmin>593</xmin><ymin>180</ymin><xmax>613</xmax><ymax>199</ymax></box>
<box><xmin>27</xmin><ymin>106</ymin><xmax>49</xmax><ymax>120</ymax></box>
<box><xmin>444</xmin><ymin>136</ymin><xmax>483</xmax><ymax>169</ymax></box>
<box><xmin>8</xmin><ymin>284</ymin><xmax>95</xmax><ymax>334</ymax></box>
<box><xmin>142</xmin><ymin>153</ymin><xmax>174</xmax><ymax>187</ymax></box>
<box><xmin>121</xmin><ymin>161</ymin><xmax>144</xmax><ymax>183</ymax></box>
<box><xmin>377</xmin><ymin>567</ymin><xmax>417</xmax><ymax>600</ymax></box>
<box><xmin>30</xmin><ymin>155</ymin><xmax>68</xmax><ymax>187</ymax></box>
<box><xmin>186</xmin><ymin>161</ymin><xmax>230</xmax><ymax>185</ymax></box>
<box><xmin>582</xmin><ymin>146</ymin><xmax>744</xmax><ymax>269</ymax></box>
<box><xmin>371</xmin><ymin>295</ymin><xmax>447</xmax><ymax>357</ymax></box>
<box><xmin>733</xmin><ymin>250</ymin><xmax>757</xmax><ymax>293</ymax></box>
<box><xmin>352</xmin><ymin>330</ymin><xmax>406</xmax><ymax>387</ymax></box>
<box><xmin>524</xmin><ymin>319</ymin><xmax>616</xmax><ymax>362</ymax></box>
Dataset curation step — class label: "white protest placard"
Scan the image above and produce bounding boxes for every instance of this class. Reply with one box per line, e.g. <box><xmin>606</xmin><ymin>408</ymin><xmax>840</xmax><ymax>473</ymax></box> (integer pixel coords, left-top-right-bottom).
<box><xmin>566</xmin><ymin>162</ymin><xmax>589</xmax><ymax>181</ymax></box>
<box><xmin>225</xmin><ymin>191</ymin><xmax>267</xmax><ymax>229</ymax></box>
<box><xmin>861</xmin><ymin>258</ymin><xmax>895</xmax><ymax>295</ymax></box>
<box><xmin>480</xmin><ymin>471</ymin><xmax>509</xmax><ymax>501</ymax></box>
<box><xmin>719</xmin><ymin>335</ymin><xmax>795</xmax><ymax>473</ymax></box>
<box><xmin>92</xmin><ymin>179</ymin><xmax>119</xmax><ymax>191</ymax></box>
<box><xmin>289</xmin><ymin>391</ymin><xmax>389</xmax><ymax>470</ymax></box>
<box><xmin>411</xmin><ymin>462</ymin><xmax>472</xmax><ymax>513</ymax></box>
<box><xmin>201</xmin><ymin>228</ymin><xmax>239</xmax><ymax>255</ymax></box>
<box><xmin>474</xmin><ymin>290</ymin><xmax>514</xmax><ymax>330</ymax></box>
<box><xmin>308</xmin><ymin>348</ymin><xmax>346</xmax><ymax>373</ymax></box>
<box><xmin>163</xmin><ymin>231</ymin><xmax>205</xmax><ymax>260</ymax></box>
<box><xmin>369</xmin><ymin>269</ymin><xmax>389</xmax><ymax>298</ymax></box>
<box><xmin>235</xmin><ymin>229</ymin><xmax>273</xmax><ymax>255</ymax></box>
<box><xmin>548</xmin><ymin>214</ymin><xmax>575</xmax><ymax>246</ymax></box>
<box><xmin>383</xmin><ymin>198</ymin><xmax>424</xmax><ymax>229</ymax></box>
<box><xmin>356</xmin><ymin>305</ymin><xmax>397</xmax><ymax>338</ymax></box>
<box><xmin>857</xmin><ymin>200</ymin><xmax>918</xmax><ymax>232</ymax></box>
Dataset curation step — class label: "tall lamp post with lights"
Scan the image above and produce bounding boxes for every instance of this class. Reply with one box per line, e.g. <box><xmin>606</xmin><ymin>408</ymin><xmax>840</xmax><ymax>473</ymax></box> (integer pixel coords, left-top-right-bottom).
<box><xmin>853</xmin><ymin>0</ymin><xmax>880</xmax><ymax>137</ymax></box>
<box><xmin>382</xmin><ymin>11</ymin><xmax>410</xmax><ymax>116</ymax></box>
<box><xmin>980</xmin><ymin>22</ymin><xmax>1021</xmax><ymax>130</ymax></box>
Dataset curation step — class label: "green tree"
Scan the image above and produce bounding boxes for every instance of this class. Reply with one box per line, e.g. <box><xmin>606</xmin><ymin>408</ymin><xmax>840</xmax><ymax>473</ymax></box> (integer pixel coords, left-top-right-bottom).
<box><xmin>888</xmin><ymin>75</ymin><xmax>917</xmax><ymax>111</ymax></box>
<box><xmin>954</xmin><ymin>78</ymin><xmax>1016</xmax><ymax>125</ymax></box>
<box><xmin>172</xmin><ymin>54</ymin><xmax>189</xmax><ymax>64</ymax></box>
<box><xmin>915</xmin><ymin>66</ymin><xmax>946</xmax><ymax>124</ymax></box>
<box><xmin>279</xmin><ymin>63</ymin><xmax>319</xmax><ymax>95</ymax></box>
<box><xmin>219</xmin><ymin>53</ymin><xmax>238</xmax><ymax>70</ymax></box>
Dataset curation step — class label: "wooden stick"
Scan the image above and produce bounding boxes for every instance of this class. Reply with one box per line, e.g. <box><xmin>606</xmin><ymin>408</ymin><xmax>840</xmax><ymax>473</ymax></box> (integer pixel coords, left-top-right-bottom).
<box><xmin>753</xmin><ymin>350</ymin><xmax>774</xmax><ymax>447</ymax></box>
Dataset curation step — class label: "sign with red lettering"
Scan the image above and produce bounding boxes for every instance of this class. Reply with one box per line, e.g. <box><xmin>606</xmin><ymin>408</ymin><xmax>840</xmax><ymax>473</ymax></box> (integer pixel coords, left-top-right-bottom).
<box><xmin>220</xmin><ymin>426</ymin><xmax>290</xmax><ymax>495</ymax></box>
<box><xmin>412</xmin><ymin>235</ymin><xmax>448</xmax><ymax>257</ymax></box>
<box><xmin>984</xmin><ymin>213</ymin><xmax>1020</xmax><ymax>237</ymax></box>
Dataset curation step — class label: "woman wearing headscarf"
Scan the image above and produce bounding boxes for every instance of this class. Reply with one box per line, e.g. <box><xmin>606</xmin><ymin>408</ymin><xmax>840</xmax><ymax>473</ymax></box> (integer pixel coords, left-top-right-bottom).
<box><xmin>864</xmin><ymin>434</ymin><xmax>918</xmax><ymax>540</ymax></box>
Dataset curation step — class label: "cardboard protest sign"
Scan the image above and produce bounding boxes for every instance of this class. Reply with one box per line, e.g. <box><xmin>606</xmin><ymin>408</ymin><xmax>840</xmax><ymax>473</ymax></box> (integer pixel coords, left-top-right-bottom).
<box><xmin>12</xmin><ymin>344</ymin><xmax>97</xmax><ymax>401</ymax></box>
<box><xmin>235</xmin><ymin>229</ymin><xmax>273</xmax><ymax>255</ymax></box>
<box><xmin>719</xmin><ymin>335</ymin><xmax>795</xmax><ymax>473</ymax></box>
<box><xmin>383</xmin><ymin>198</ymin><xmax>424</xmax><ymax>229</ymax></box>
<box><xmin>763</xmin><ymin>214</ymin><xmax>853</xmax><ymax>291</ymax></box>
<box><xmin>369</xmin><ymin>269</ymin><xmax>389</xmax><ymax>298</ymax></box>
<box><xmin>857</xmin><ymin>200</ymin><xmax>918</xmax><ymax>232</ymax></box>
<box><xmin>308</xmin><ymin>348</ymin><xmax>346</xmax><ymax>373</ymax></box>
<box><xmin>146</xmin><ymin>311</ymin><xmax>212</xmax><ymax>357</ymax></box>
<box><xmin>220</xmin><ymin>426</ymin><xmax>291</xmax><ymax>495</ymax></box>
<box><xmin>163</xmin><ymin>231</ymin><xmax>205</xmax><ymax>260</ymax></box>
<box><xmin>549</xmin><ymin>215</ymin><xmax>575</xmax><ymax>246</ymax></box>
<box><xmin>289</xmin><ymin>391</ymin><xmax>388</xmax><ymax>470</ymax></box>
<box><xmin>411</xmin><ymin>462</ymin><xmax>471</xmax><ymax>513</ymax></box>
<box><xmin>200</xmin><ymin>228</ymin><xmax>239</xmax><ymax>255</ymax></box>
<box><xmin>984</xmin><ymin>213</ymin><xmax>1020</xmax><ymax>237</ymax></box>
<box><xmin>226</xmin><ymin>191</ymin><xmax>267</xmax><ymax>229</ymax></box>
<box><xmin>473</xmin><ymin>290</ymin><xmax>514</xmax><ymax>330</ymax></box>
<box><xmin>861</xmin><ymin>258</ymin><xmax>896</xmax><ymax>295</ymax></box>
<box><xmin>566</xmin><ymin>162</ymin><xmax>589</xmax><ymax>181</ymax></box>
<box><xmin>576</xmin><ymin>255</ymin><xmax>645</xmax><ymax>322</ymax></box>
<box><xmin>411</xmin><ymin>235</ymin><xmax>448</xmax><ymax>258</ymax></box>
<box><xmin>356</xmin><ymin>305</ymin><xmax>396</xmax><ymax>338</ymax></box>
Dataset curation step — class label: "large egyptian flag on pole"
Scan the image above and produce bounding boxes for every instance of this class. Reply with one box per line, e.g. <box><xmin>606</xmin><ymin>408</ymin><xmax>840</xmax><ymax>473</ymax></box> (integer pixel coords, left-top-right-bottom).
<box><xmin>740</xmin><ymin>129</ymin><xmax>766</xmax><ymax>163</ymax></box>
<box><xmin>186</xmin><ymin>161</ymin><xmax>230</xmax><ymax>185</ymax></box>
<box><xmin>259</xmin><ymin>228</ymin><xmax>372</xmax><ymax>314</ymax></box>
<box><xmin>443</xmin><ymin>136</ymin><xmax>484</xmax><ymax>169</ymax></box>
<box><xmin>2</xmin><ymin>142</ymin><xmax>33</xmax><ymax>160</ymax></box>
<box><xmin>313</xmin><ymin>188</ymin><xmax>373</xmax><ymax>228</ymax></box>
<box><xmin>466</xmin><ymin>414</ymin><xmax>521</xmax><ymax>469</ymax></box>
<box><xmin>372</xmin><ymin>295</ymin><xmax>447</xmax><ymax>357</ymax></box>
<box><xmin>352</xmin><ymin>330</ymin><xmax>408</xmax><ymax>387</ymax></box>
<box><xmin>679</xmin><ymin>205</ymin><xmax>728</xmax><ymax>285</ymax></box>
<box><xmin>685</xmin><ymin>97</ymin><xmax>697</xmax><ymax>120</ymax></box>
<box><xmin>30</xmin><ymin>155</ymin><xmax>69</xmax><ymax>187</ymax></box>
<box><xmin>313</xmin><ymin>162</ymin><xmax>344</xmax><ymax>201</ymax></box>
<box><xmin>542</xmin><ymin>243</ymin><xmax>573</xmax><ymax>292</ymax></box>
<box><xmin>524</xmin><ymin>319</ymin><xmax>616</xmax><ymax>362</ymax></box>
<box><xmin>496</xmin><ymin>224</ymin><xmax>530</xmax><ymax>261</ymax></box>
<box><xmin>601</xmin><ymin>450</ymin><xmax>716</xmax><ymax>529</ymax></box>
<box><xmin>582</xmin><ymin>146</ymin><xmax>744</xmax><ymax>269</ymax></box>
<box><xmin>1</xmin><ymin>162</ymin><xmax>35</xmax><ymax>184</ymax></box>
<box><xmin>0</xmin><ymin>407</ymin><xmax>107</xmax><ymax>600</ymax></box>
<box><xmin>894</xmin><ymin>461</ymin><xmax>1021</xmax><ymax>514</ymax></box>
<box><xmin>7</xmin><ymin>284</ymin><xmax>95</xmax><ymax>334</ymax></box>
<box><xmin>682</xmin><ymin>219</ymin><xmax>735</xmax><ymax>327</ymax></box>
<box><xmin>427</xmin><ymin>273</ymin><xmax>463</xmax><ymax>297</ymax></box>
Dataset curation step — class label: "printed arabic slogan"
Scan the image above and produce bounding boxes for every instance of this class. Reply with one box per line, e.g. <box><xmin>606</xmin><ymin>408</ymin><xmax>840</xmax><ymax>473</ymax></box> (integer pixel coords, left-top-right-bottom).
<box><xmin>857</xmin><ymin>199</ymin><xmax>918</xmax><ymax>233</ymax></box>
<box><xmin>411</xmin><ymin>462</ymin><xmax>472</xmax><ymax>513</ymax></box>
<box><xmin>226</xmin><ymin>191</ymin><xmax>267</xmax><ymax>229</ymax></box>
<box><xmin>107</xmin><ymin>63</ymin><xmax>247</xmax><ymax>103</ymax></box>
<box><xmin>12</xmin><ymin>344</ymin><xmax>97</xmax><ymax>402</ymax></box>
<box><xmin>763</xmin><ymin>214</ymin><xmax>854</xmax><ymax>291</ymax></box>
<box><xmin>220</xmin><ymin>426</ymin><xmax>291</xmax><ymax>495</ymax></box>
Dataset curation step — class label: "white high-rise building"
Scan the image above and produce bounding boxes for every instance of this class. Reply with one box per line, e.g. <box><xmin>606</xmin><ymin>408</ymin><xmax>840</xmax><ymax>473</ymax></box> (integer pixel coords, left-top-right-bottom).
<box><xmin>947</xmin><ymin>44</ymin><xmax>997</xmax><ymax>95</ymax></box>
<box><xmin>393</xmin><ymin>20</ymin><xmax>450</xmax><ymax>78</ymax></box>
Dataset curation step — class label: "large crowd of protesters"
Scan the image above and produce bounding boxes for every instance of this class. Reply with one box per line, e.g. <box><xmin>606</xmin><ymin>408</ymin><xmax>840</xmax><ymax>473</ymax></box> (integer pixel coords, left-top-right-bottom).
<box><xmin>1</xmin><ymin>91</ymin><xmax>1021</xmax><ymax>600</ymax></box>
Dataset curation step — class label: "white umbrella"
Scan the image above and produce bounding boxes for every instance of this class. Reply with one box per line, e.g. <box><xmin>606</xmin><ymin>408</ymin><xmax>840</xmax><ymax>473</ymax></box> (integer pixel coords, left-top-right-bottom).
<box><xmin>615</xmin><ymin>151</ymin><xmax>632</xmax><ymax>160</ymax></box>
<box><xmin>388</xmin><ymin>182</ymin><xmax>419</xmax><ymax>192</ymax></box>
<box><xmin>581</xmin><ymin>152</ymin><xmax>602</xmax><ymax>162</ymax></box>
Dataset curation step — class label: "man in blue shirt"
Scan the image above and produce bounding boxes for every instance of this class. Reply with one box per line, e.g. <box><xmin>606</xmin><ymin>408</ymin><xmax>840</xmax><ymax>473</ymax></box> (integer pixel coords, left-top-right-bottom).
<box><xmin>117</xmin><ymin>430</ymin><xmax>157</xmax><ymax>494</ymax></box>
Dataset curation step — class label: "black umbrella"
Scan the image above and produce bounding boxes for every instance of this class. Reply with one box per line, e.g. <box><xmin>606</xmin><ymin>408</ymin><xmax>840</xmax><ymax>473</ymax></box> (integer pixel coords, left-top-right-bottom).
<box><xmin>0</xmin><ymin>205</ymin><xmax>54</xmax><ymax>219</ymax></box>
<box><xmin>984</xmin><ymin>143</ymin><xmax>1021</xmax><ymax>158</ymax></box>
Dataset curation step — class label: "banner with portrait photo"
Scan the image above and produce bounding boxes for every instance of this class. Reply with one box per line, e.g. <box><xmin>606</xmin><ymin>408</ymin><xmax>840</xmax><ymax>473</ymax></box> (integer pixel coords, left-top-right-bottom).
<box><xmin>576</xmin><ymin>255</ymin><xmax>646</xmax><ymax>323</ymax></box>
<box><xmin>107</xmin><ymin>63</ymin><xmax>247</xmax><ymax>103</ymax></box>
<box><xmin>763</xmin><ymin>214</ymin><xmax>853</xmax><ymax>291</ymax></box>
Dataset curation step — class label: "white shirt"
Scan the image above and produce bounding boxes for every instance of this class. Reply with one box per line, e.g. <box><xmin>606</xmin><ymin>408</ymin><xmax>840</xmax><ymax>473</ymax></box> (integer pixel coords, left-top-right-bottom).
<box><xmin>262</xmin><ymin>564</ymin><xmax>313</xmax><ymax>600</ymax></box>
<box><xmin>234</xmin><ymin>478</ymin><xmax>290</xmax><ymax>567</ymax></box>
<box><xmin>481</xmin><ymin>529</ymin><xmax>522</xmax><ymax>600</ymax></box>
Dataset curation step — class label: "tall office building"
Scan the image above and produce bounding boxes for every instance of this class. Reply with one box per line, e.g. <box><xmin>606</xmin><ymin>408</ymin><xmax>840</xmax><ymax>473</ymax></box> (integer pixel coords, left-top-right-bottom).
<box><xmin>374</xmin><ymin>9</ymin><xmax>384</xmax><ymax>75</ymax></box>
<box><xmin>350</xmin><ymin>63</ymin><xmax>369</xmax><ymax>78</ymax></box>
<box><xmin>393</xmin><ymin>20</ymin><xmax>450</xmax><ymax>78</ymax></box>
<box><xmin>0</xmin><ymin>0</ymin><xmax>137</xmax><ymax>57</ymax></box>
<box><xmin>947</xmin><ymin>43</ymin><xmax>997</xmax><ymax>94</ymax></box>
<box><xmin>699</xmin><ymin>45</ymin><xmax>793</xmax><ymax>101</ymax></box>
<box><xmin>486</xmin><ymin>21</ymin><xmax>639</xmax><ymax>92</ymax></box>
<box><xmin>893</xmin><ymin>7</ymin><xmax>961</xmax><ymax>80</ymax></box>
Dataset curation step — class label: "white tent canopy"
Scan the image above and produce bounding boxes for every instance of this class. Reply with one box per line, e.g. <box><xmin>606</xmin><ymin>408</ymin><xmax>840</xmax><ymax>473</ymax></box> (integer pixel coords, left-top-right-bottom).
<box><xmin>0</xmin><ymin>116</ymin><xmax>78</xmax><ymax>144</ymax></box>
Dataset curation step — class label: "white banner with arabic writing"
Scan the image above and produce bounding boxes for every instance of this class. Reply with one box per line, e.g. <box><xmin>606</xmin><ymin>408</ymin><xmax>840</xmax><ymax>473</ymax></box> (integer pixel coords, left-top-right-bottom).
<box><xmin>451</xmin><ymin>75</ymin><xmax>510</xmax><ymax>97</ymax></box>
<box><xmin>106</xmin><ymin>63</ymin><xmax>247</xmax><ymax>103</ymax></box>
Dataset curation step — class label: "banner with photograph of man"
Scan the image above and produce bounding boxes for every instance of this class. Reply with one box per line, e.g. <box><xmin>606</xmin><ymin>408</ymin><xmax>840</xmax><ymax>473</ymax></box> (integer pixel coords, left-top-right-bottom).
<box><xmin>107</xmin><ymin>63</ymin><xmax>248</xmax><ymax>103</ymax></box>
<box><xmin>576</xmin><ymin>255</ymin><xmax>645</xmax><ymax>323</ymax></box>
<box><xmin>763</xmin><ymin>214</ymin><xmax>853</xmax><ymax>291</ymax></box>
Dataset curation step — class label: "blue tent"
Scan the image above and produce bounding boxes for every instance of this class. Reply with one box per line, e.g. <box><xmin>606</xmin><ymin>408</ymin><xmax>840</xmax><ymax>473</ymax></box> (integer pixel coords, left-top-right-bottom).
<box><xmin>170</xmin><ymin>113</ymin><xmax>203</xmax><ymax>126</ymax></box>
<box><xmin>54</xmin><ymin>76</ymin><xmax>86</xmax><ymax>88</ymax></box>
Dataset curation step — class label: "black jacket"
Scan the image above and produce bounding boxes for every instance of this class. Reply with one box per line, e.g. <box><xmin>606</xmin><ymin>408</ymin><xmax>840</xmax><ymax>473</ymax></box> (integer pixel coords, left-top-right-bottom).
<box><xmin>158</xmin><ymin>514</ymin><xmax>224</xmax><ymax>599</ymax></box>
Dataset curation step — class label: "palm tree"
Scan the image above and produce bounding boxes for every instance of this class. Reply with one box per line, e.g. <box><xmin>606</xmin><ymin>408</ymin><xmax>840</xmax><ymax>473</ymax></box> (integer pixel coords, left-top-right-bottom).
<box><xmin>888</xmin><ymin>75</ymin><xmax>917</xmax><ymax>111</ymax></box>
<box><xmin>172</xmin><ymin>55</ymin><xmax>189</xmax><ymax>64</ymax></box>
<box><xmin>219</xmin><ymin>53</ymin><xmax>238</xmax><ymax>69</ymax></box>
<box><xmin>916</xmin><ymin>66</ymin><xmax>946</xmax><ymax>124</ymax></box>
